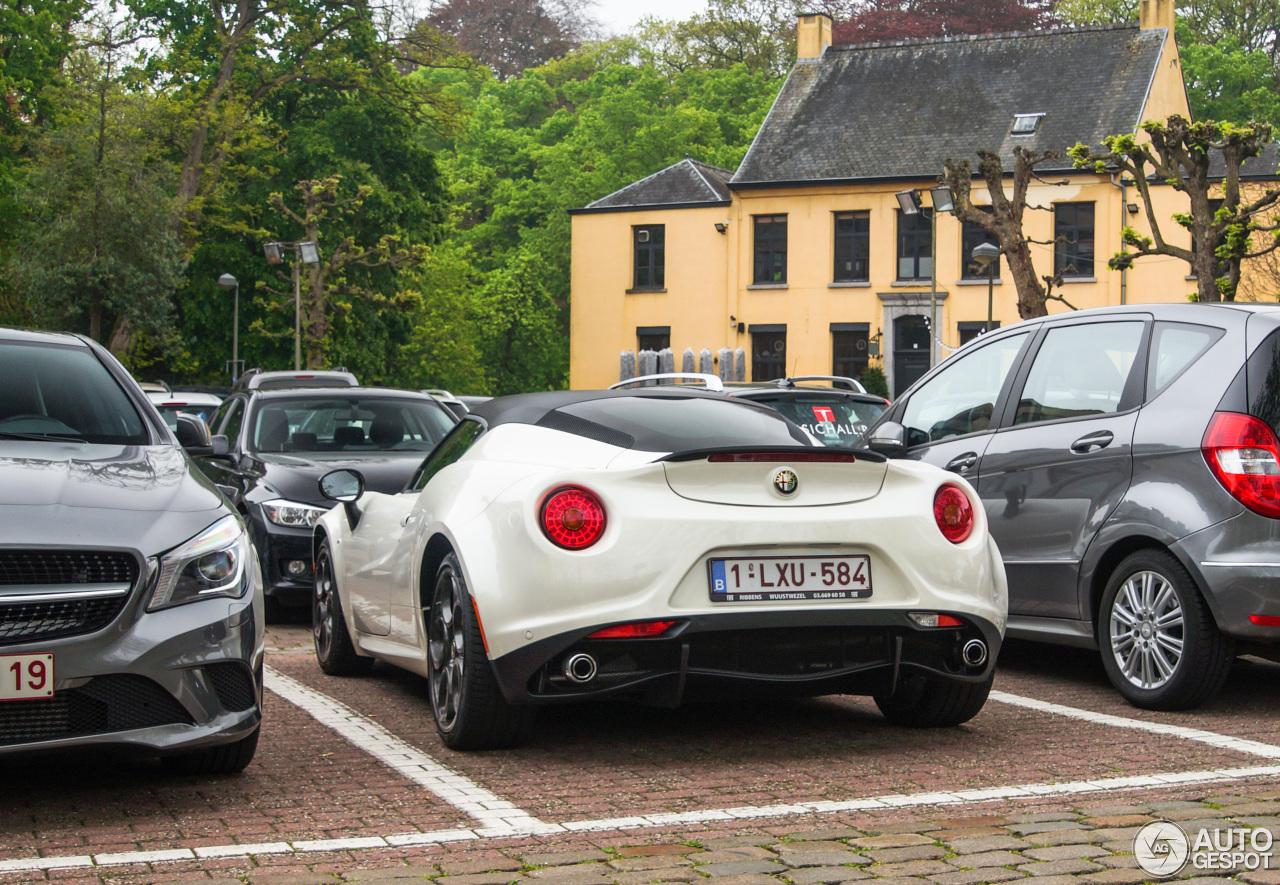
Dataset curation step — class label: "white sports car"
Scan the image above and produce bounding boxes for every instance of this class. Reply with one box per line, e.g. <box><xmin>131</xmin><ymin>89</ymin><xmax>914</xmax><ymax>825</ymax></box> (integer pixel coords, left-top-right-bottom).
<box><xmin>311</xmin><ymin>389</ymin><xmax>1007</xmax><ymax>749</ymax></box>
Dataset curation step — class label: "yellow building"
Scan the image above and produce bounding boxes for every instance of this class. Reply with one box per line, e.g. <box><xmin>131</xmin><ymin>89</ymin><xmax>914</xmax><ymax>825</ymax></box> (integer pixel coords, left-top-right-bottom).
<box><xmin>570</xmin><ymin>0</ymin><xmax>1266</xmax><ymax>396</ymax></box>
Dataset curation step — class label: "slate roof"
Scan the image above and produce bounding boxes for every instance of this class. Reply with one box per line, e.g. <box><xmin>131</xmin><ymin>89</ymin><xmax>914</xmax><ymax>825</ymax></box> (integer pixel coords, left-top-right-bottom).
<box><xmin>732</xmin><ymin>24</ymin><xmax>1168</xmax><ymax>187</ymax></box>
<box><xmin>574</xmin><ymin>159</ymin><xmax>734</xmax><ymax>213</ymax></box>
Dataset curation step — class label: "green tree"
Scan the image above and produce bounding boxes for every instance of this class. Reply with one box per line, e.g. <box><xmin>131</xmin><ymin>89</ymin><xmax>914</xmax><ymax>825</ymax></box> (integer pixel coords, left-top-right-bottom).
<box><xmin>634</xmin><ymin>0</ymin><xmax>800</xmax><ymax>77</ymax></box>
<box><xmin>476</xmin><ymin>250</ymin><xmax>566</xmax><ymax>394</ymax></box>
<box><xmin>1179</xmin><ymin>22</ymin><xmax>1280</xmax><ymax>127</ymax></box>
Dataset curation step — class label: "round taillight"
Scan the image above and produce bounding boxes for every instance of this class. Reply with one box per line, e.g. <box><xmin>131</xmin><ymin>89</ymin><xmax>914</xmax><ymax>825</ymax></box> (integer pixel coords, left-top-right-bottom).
<box><xmin>540</xmin><ymin>487</ymin><xmax>606</xmax><ymax>550</ymax></box>
<box><xmin>933</xmin><ymin>484</ymin><xmax>974</xmax><ymax>543</ymax></box>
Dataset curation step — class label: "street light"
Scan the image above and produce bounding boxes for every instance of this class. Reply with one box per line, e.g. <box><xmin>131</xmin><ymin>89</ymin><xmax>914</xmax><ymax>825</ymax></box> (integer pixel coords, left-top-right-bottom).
<box><xmin>971</xmin><ymin>241</ymin><xmax>1002</xmax><ymax>336</ymax></box>
<box><xmin>217</xmin><ymin>273</ymin><xmax>241</xmax><ymax>382</ymax></box>
<box><xmin>263</xmin><ymin>241</ymin><xmax>321</xmax><ymax>370</ymax></box>
<box><xmin>895</xmin><ymin>185</ymin><xmax>954</xmax><ymax>367</ymax></box>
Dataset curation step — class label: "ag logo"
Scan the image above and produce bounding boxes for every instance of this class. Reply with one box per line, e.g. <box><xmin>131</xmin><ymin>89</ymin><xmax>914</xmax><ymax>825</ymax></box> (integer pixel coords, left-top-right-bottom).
<box><xmin>1133</xmin><ymin>820</ymin><xmax>1189</xmax><ymax>877</ymax></box>
<box><xmin>773</xmin><ymin>468</ymin><xmax>798</xmax><ymax>495</ymax></box>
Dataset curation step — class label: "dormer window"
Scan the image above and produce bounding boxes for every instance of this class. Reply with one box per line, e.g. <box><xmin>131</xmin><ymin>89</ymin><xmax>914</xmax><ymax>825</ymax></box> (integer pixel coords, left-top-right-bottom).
<box><xmin>1011</xmin><ymin>113</ymin><xmax>1045</xmax><ymax>136</ymax></box>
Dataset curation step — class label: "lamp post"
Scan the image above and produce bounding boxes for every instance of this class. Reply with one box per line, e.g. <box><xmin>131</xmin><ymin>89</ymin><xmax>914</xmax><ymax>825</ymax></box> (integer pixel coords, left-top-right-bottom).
<box><xmin>217</xmin><ymin>273</ymin><xmax>240</xmax><ymax>382</ymax></box>
<box><xmin>264</xmin><ymin>241</ymin><xmax>321</xmax><ymax>370</ymax></box>
<box><xmin>971</xmin><ymin>241</ymin><xmax>1001</xmax><ymax>336</ymax></box>
<box><xmin>895</xmin><ymin>186</ymin><xmax>954</xmax><ymax>367</ymax></box>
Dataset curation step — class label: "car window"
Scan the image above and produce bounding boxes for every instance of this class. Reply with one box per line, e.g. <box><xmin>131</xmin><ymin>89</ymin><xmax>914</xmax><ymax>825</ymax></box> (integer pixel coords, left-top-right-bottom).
<box><xmin>1013</xmin><ymin>321</ymin><xmax>1144</xmax><ymax>426</ymax></box>
<box><xmin>250</xmin><ymin>396</ymin><xmax>454</xmax><ymax>453</ymax></box>
<box><xmin>0</xmin><ymin>340</ymin><xmax>149</xmax><ymax>445</ymax></box>
<box><xmin>1147</xmin><ymin>322</ymin><xmax>1223</xmax><ymax>399</ymax></box>
<box><xmin>902</xmin><ymin>332</ymin><xmax>1030</xmax><ymax>447</ymax></box>
<box><xmin>409</xmin><ymin>419</ymin><xmax>485</xmax><ymax>492</ymax></box>
<box><xmin>750</xmin><ymin>395</ymin><xmax>886</xmax><ymax>447</ymax></box>
<box><xmin>219</xmin><ymin>398</ymin><xmax>246</xmax><ymax>445</ymax></box>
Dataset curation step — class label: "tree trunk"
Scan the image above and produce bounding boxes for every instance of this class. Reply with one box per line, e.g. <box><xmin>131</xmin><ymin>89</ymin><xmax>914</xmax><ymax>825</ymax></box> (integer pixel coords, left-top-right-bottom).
<box><xmin>88</xmin><ymin>291</ymin><xmax>102</xmax><ymax>343</ymax></box>
<box><xmin>304</xmin><ymin>265</ymin><xmax>329</xmax><ymax>370</ymax></box>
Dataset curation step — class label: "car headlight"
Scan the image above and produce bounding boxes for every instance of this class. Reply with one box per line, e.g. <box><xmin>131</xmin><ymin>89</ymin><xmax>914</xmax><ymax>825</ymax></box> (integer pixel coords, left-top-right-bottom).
<box><xmin>261</xmin><ymin>499</ymin><xmax>329</xmax><ymax>528</ymax></box>
<box><xmin>147</xmin><ymin>516</ymin><xmax>252</xmax><ymax>611</ymax></box>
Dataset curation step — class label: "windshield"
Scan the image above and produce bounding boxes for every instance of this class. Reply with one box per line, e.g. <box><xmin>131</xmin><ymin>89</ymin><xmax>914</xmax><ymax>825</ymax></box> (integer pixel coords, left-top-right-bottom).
<box><xmin>0</xmin><ymin>340</ymin><xmax>149</xmax><ymax>444</ymax></box>
<box><xmin>250</xmin><ymin>396</ymin><xmax>454</xmax><ymax>453</ymax></box>
<box><xmin>750</xmin><ymin>394</ymin><xmax>887</xmax><ymax>447</ymax></box>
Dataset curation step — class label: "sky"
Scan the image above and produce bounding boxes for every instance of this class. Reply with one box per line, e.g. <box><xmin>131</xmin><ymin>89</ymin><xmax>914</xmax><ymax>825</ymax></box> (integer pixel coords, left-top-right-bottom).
<box><xmin>590</xmin><ymin>0</ymin><xmax>707</xmax><ymax>34</ymax></box>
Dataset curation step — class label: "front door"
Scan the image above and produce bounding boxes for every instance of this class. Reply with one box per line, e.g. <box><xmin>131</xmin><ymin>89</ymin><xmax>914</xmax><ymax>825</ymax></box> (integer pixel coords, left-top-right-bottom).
<box><xmin>978</xmin><ymin>318</ymin><xmax>1148</xmax><ymax>619</ymax></box>
<box><xmin>894</xmin><ymin>315</ymin><xmax>930</xmax><ymax>397</ymax></box>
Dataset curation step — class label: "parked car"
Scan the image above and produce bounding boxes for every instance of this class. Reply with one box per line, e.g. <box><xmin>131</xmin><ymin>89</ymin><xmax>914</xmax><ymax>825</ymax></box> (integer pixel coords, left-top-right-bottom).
<box><xmin>195</xmin><ymin>387</ymin><xmax>456</xmax><ymax>617</ymax></box>
<box><xmin>148</xmin><ymin>391</ymin><xmax>224</xmax><ymax>431</ymax></box>
<box><xmin>862</xmin><ymin>302</ymin><xmax>1280</xmax><ymax>710</ymax></box>
<box><xmin>0</xmin><ymin>327</ymin><xmax>263</xmax><ymax>773</ymax></box>
<box><xmin>231</xmin><ymin>368</ymin><xmax>358</xmax><ymax>392</ymax></box>
<box><xmin>421</xmin><ymin>388</ymin><xmax>468</xmax><ymax>419</ymax></box>
<box><xmin>310</xmin><ymin>388</ymin><xmax>1006</xmax><ymax>750</ymax></box>
<box><xmin>611</xmin><ymin>374</ymin><xmax>890</xmax><ymax>447</ymax></box>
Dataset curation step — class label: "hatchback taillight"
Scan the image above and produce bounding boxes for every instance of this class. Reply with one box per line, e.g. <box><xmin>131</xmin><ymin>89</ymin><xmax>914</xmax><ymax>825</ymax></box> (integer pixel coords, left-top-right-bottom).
<box><xmin>1202</xmin><ymin>412</ymin><xmax>1280</xmax><ymax>518</ymax></box>
<box><xmin>933</xmin><ymin>485</ymin><xmax>974</xmax><ymax>543</ymax></box>
<box><xmin>540</xmin><ymin>487</ymin><xmax>607</xmax><ymax>549</ymax></box>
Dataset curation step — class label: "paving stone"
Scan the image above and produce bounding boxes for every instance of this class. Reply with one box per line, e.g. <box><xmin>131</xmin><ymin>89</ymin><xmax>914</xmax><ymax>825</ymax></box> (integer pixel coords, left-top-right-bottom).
<box><xmin>783</xmin><ymin>830</ymin><xmax>865</xmax><ymax>842</ymax></box>
<box><xmin>925</xmin><ymin>828</ymin><xmax>1007</xmax><ymax>840</ymax></box>
<box><xmin>926</xmin><ymin>868</ymin><xmax>1026</xmax><ymax>885</ymax></box>
<box><xmin>1076</xmin><ymin>870</ymin><xmax>1151</xmax><ymax>884</ymax></box>
<box><xmin>943</xmin><ymin>836</ymin><xmax>1030</xmax><ymax>854</ymax></box>
<box><xmin>524</xmin><ymin>851</ymin><xmax>611</xmax><ymax>867</ymax></box>
<box><xmin>1235</xmin><ymin>816</ymin><xmax>1280</xmax><ymax>829</ymax></box>
<box><xmin>1150</xmin><ymin>802</ymin><xmax>1212</xmax><ymax>811</ymax></box>
<box><xmin>1179</xmin><ymin>880</ymin><xmax>1249</xmax><ymax>884</ymax></box>
<box><xmin>1237</xmin><ymin>871</ymin><xmax>1280</xmax><ymax>885</ymax></box>
<box><xmin>616</xmin><ymin>847</ymin><xmax>702</xmax><ymax>859</ymax></box>
<box><xmin>1022</xmin><ymin>829</ymin><xmax>1103</xmax><ymax>848</ymax></box>
<box><xmin>343</xmin><ymin>869</ymin><xmax>439</xmax><ymax>882</ymax></box>
<box><xmin>1006</xmin><ymin>822</ymin><xmax>1087</xmax><ymax>836</ymax></box>
<box><xmin>1092</xmin><ymin>854</ymin><xmax>1141</xmax><ymax>870</ymax></box>
<box><xmin>777</xmin><ymin>850</ymin><xmax>868</xmax><ymax>868</ymax></box>
<box><xmin>696</xmin><ymin>861</ymin><xmax>786</xmax><ymax>877</ymax></box>
<box><xmin>609</xmin><ymin>856</ymin><xmax>695</xmax><ymax>872</ymax></box>
<box><xmin>944</xmin><ymin>850</ymin><xmax>1026</xmax><ymax>869</ymax></box>
<box><xmin>1162</xmin><ymin>808</ymin><xmax>1224</xmax><ymax>822</ymax></box>
<box><xmin>869</xmin><ymin>824</ymin><xmax>938</xmax><ymax>836</ymax></box>
<box><xmin>528</xmin><ymin>867</ymin><xmax>611</xmax><ymax>885</ymax></box>
<box><xmin>1016</xmin><ymin>859</ymin><xmax>1105</xmax><ymax>877</ymax></box>
<box><xmin>1020</xmin><ymin>845</ymin><xmax>1111</xmax><ymax>862</ymax></box>
<box><xmin>863</xmin><ymin>846</ymin><xmax>946</xmax><ymax>864</ymax></box>
<box><xmin>1218</xmin><ymin>803</ymin><xmax>1280</xmax><ymax>817</ymax></box>
<box><xmin>1172</xmin><ymin>819</ymin><xmax>1236</xmax><ymax>833</ymax></box>
<box><xmin>436</xmin><ymin>874</ymin><xmax>527</xmax><ymax>885</ymax></box>
<box><xmin>849</xmin><ymin>836</ymin><xmax>934</xmax><ymax>850</ymax></box>
<box><xmin>1078</xmin><ymin>805</ymin><xmax>1151</xmax><ymax>816</ymax></box>
<box><xmin>776</xmin><ymin>842</ymin><xmax>854</xmax><ymax>855</ymax></box>
<box><xmin>850</xmin><ymin>879</ymin><xmax>931</xmax><ymax>885</ymax></box>
<box><xmin>1082</xmin><ymin>816</ymin><xmax>1153</xmax><ymax>828</ymax></box>
<box><xmin>782</xmin><ymin>866</ymin><xmax>871</xmax><ymax>884</ymax></box>
<box><xmin>701</xmin><ymin>838</ymin><xmax>776</xmax><ymax>851</ymax></box>
<box><xmin>701</xmin><ymin>875</ymin><xmax>787</xmax><ymax>885</ymax></box>
<box><xmin>863</xmin><ymin>860</ymin><xmax>954</xmax><ymax>878</ymax></box>
<box><xmin>1007</xmin><ymin>814</ymin><xmax>1078</xmax><ymax>825</ymax></box>
<box><xmin>440</xmin><ymin>860</ymin><xmax>525</xmax><ymax>876</ymax></box>
<box><xmin>248</xmin><ymin>875</ymin><xmax>342</xmax><ymax>885</ymax></box>
<box><xmin>696</xmin><ymin>849</ymin><xmax>778</xmax><ymax>863</ymax></box>
<box><xmin>609</xmin><ymin>869</ymin><xmax>703</xmax><ymax>885</ymax></box>
<box><xmin>929</xmin><ymin>817</ymin><xmax>1008</xmax><ymax>830</ymax></box>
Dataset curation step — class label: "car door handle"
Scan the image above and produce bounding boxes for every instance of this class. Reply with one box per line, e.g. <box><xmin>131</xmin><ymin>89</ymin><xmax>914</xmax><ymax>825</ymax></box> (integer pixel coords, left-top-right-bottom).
<box><xmin>945</xmin><ymin>452</ymin><xmax>979</xmax><ymax>473</ymax></box>
<box><xmin>1070</xmin><ymin>430</ymin><xmax>1114</xmax><ymax>454</ymax></box>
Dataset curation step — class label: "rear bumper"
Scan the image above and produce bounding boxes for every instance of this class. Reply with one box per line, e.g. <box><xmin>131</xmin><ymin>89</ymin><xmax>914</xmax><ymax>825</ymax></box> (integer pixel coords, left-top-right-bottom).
<box><xmin>490</xmin><ymin>609</ymin><xmax>1001</xmax><ymax>706</ymax></box>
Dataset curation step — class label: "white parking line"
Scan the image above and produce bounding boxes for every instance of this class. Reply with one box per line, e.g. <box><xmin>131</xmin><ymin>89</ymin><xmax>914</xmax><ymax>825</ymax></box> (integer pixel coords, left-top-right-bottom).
<box><xmin>990</xmin><ymin>691</ymin><xmax>1280</xmax><ymax>758</ymax></box>
<box><xmin>264</xmin><ymin>667</ymin><xmax>560</xmax><ymax>835</ymax></box>
<box><xmin>2</xmin><ymin>763</ymin><xmax>1278</xmax><ymax>874</ymax></box>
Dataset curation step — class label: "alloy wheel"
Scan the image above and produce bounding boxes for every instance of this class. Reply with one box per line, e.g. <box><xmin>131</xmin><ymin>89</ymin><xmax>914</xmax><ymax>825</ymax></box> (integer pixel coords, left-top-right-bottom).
<box><xmin>428</xmin><ymin>571</ymin><xmax>466</xmax><ymax>731</ymax></box>
<box><xmin>1108</xmin><ymin>569</ymin><xmax>1185</xmax><ymax>690</ymax></box>
<box><xmin>313</xmin><ymin>549</ymin><xmax>337</xmax><ymax>661</ymax></box>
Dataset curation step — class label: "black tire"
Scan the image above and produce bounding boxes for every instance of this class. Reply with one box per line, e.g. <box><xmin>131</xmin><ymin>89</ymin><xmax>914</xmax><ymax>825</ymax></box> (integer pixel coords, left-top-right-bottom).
<box><xmin>427</xmin><ymin>554</ymin><xmax>536</xmax><ymax>750</ymax></box>
<box><xmin>1098</xmin><ymin>549</ymin><xmax>1232</xmax><ymax>711</ymax></box>
<box><xmin>313</xmin><ymin>539</ymin><xmax>374</xmax><ymax>676</ymax></box>
<box><xmin>874</xmin><ymin>673</ymin><xmax>993</xmax><ymax>727</ymax></box>
<box><xmin>163</xmin><ymin>728</ymin><xmax>259</xmax><ymax>776</ymax></box>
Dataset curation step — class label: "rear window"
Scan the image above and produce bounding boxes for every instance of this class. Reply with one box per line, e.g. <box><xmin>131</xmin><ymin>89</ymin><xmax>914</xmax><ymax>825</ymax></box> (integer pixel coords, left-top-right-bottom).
<box><xmin>1248</xmin><ymin>328</ymin><xmax>1280</xmax><ymax>435</ymax></box>
<box><xmin>250</xmin><ymin>396</ymin><xmax>454</xmax><ymax>453</ymax></box>
<box><xmin>0</xmin><ymin>341</ymin><xmax>149</xmax><ymax>445</ymax></box>
<box><xmin>744</xmin><ymin>394</ymin><xmax>886</xmax><ymax>447</ymax></box>
<box><xmin>554</xmin><ymin>395</ymin><xmax>810</xmax><ymax>452</ymax></box>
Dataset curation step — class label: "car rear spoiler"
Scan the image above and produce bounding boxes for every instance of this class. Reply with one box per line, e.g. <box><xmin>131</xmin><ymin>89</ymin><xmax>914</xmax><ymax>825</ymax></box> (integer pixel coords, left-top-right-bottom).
<box><xmin>660</xmin><ymin>445</ymin><xmax>886</xmax><ymax>464</ymax></box>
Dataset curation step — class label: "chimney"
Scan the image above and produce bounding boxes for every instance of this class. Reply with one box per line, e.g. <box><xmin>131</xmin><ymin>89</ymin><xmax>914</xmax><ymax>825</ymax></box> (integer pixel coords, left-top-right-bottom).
<box><xmin>797</xmin><ymin>12</ymin><xmax>833</xmax><ymax>60</ymax></box>
<box><xmin>1139</xmin><ymin>0</ymin><xmax>1174</xmax><ymax>31</ymax></box>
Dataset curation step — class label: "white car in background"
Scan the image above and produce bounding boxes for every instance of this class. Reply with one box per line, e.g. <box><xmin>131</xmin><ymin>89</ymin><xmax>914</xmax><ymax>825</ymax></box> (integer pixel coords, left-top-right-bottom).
<box><xmin>148</xmin><ymin>391</ymin><xmax>224</xmax><ymax>431</ymax></box>
<box><xmin>310</xmin><ymin>389</ymin><xmax>1007</xmax><ymax>749</ymax></box>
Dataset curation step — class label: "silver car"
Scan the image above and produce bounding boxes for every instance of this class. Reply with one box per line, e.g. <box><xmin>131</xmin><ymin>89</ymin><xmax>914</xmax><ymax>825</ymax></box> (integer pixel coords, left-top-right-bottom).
<box><xmin>0</xmin><ymin>328</ymin><xmax>263</xmax><ymax>773</ymax></box>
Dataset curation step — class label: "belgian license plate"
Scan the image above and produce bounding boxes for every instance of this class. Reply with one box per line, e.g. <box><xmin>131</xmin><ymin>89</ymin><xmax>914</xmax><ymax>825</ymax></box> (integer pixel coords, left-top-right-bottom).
<box><xmin>709</xmin><ymin>555</ymin><xmax>872</xmax><ymax>602</ymax></box>
<box><xmin>0</xmin><ymin>653</ymin><xmax>54</xmax><ymax>701</ymax></box>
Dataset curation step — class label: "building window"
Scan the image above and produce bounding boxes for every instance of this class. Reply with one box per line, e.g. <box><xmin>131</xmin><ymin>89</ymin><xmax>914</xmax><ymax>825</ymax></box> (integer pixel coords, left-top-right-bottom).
<box><xmin>831</xmin><ymin>324</ymin><xmax>869</xmax><ymax>380</ymax></box>
<box><xmin>961</xmin><ymin>213</ymin><xmax>1000</xmax><ymax>280</ymax></box>
<box><xmin>753</xmin><ymin>215</ymin><xmax>787</xmax><ymax>283</ymax></box>
<box><xmin>1054</xmin><ymin>203</ymin><xmax>1094</xmax><ymax>277</ymax></box>
<box><xmin>958</xmin><ymin>321</ymin><xmax>1000</xmax><ymax>347</ymax></box>
<box><xmin>1011</xmin><ymin>113</ymin><xmax>1044</xmax><ymax>136</ymax></box>
<box><xmin>897</xmin><ymin>208</ymin><xmax>933</xmax><ymax>280</ymax></box>
<box><xmin>751</xmin><ymin>327</ymin><xmax>787</xmax><ymax>381</ymax></box>
<box><xmin>833</xmin><ymin>211</ymin><xmax>870</xmax><ymax>282</ymax></box>
<box><xmin>633</xmin><ymin>225</ymin><xmax>664</xmax><ymax>289</ymax></box>
<box><xmin>636</xmin><ymin>326</ymin><xmax>670</xmax><ymax>353</ymax></box>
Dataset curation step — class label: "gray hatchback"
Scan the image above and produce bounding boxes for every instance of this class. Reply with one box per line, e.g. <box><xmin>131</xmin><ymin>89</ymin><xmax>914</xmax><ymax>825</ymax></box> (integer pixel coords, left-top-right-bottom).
<box><xmin>864</xmin><ymin>303</ymin><xmax>1280</xmax><ymax>710</ymax></box>
<box><xmin>0</xmin><ymin>328</ymin><xmax>263</xmax><ymax>772</ymax></box>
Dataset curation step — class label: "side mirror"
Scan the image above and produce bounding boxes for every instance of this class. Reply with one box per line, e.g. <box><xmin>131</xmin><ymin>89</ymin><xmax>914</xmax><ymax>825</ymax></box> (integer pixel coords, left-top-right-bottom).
<box><xmin>320</xmin><ymin>468</ymin><xmax>365</xmax><ymax>528</ymax></box>
<box><xmin>211</xmin><ymin>435</ymin><xmax>230</xmax><ymax>456</ymax></box>
<box><xmin>866</xmin><ymin>421</ymin><xmax>906</xmax><ymax>458</ymax></box>
<box><xmin>174</xmin><ymin>413</ymin><xmax>213</xmax><ymax>456</ymax></box>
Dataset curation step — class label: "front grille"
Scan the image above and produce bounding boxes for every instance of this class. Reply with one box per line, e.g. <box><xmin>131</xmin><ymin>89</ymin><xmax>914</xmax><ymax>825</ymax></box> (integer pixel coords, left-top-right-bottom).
<box><xmin>0</xmin><ymin>550</ymin><xmax>137</xmax><ymax>586</ymax></box>
<box><xmin>205</xmin><ymin>663</ymin><xmax>256</xmax><ymax>712</ymax></box>
<box><xmin>0</xmin><ymin>675</ymin><xmax>193</xmax><ymax>746</ymax></box>
<box><xmin>0</xmin><ymin>550</ymin><xmax>138</xmax><ymax>646</ymax></box>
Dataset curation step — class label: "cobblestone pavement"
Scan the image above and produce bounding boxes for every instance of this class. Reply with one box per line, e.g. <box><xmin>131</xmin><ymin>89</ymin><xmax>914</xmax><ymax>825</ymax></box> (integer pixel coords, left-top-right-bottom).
<box><xmin>1</xmin><ymin>625</ymin><xmax>1277</xmax><ymax>885</ymax></box>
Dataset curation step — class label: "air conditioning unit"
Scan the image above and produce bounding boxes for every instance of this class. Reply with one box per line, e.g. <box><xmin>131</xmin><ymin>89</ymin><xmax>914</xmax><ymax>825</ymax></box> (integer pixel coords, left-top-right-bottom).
<box><xmin>637</xmin><ymin>230</ymin><xmax>650</xmax><ymax>243</ymax></box>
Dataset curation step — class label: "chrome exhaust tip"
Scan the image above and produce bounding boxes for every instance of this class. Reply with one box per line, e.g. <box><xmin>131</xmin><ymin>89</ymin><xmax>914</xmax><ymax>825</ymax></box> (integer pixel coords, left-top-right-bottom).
<box><xmin>962</xmin><ymin>639</ymin><xmax>988</xmax><ymax>668</ymax></box>
<box><xmin>564</xmin><ymin>653</ymin><xmax>597</xmax><ymax>684</ymax></box>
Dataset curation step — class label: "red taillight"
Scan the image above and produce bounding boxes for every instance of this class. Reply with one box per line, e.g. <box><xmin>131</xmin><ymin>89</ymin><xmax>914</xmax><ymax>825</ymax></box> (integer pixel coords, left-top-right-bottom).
<box><xmin>587</xmin><ymin>620</ymin><xmax>676</xmax><ymax>639</ymax></box>
<box><xmin>909</xmin><ymin>612</ymin><xmax>964</xmax><ymax>628</ymax></box>
<box><xmin>1202</xmin><ymin>412</ymin><xmax>1280</xmax><ymax>518</ymax></box>
<box><xmin>540</xmin><ymin>487</ymin><xmax>606</xmax><ymax>550</ymax></box>
<box><xmin>934</xmin><ymin>484</ymin><xmax>974</xmax><ymax>543</ymax></box>
<box><xmin>1249</xmin><ymin>615</ymin><xmax>1280</xmax><ymax>627</ymax></box>
<box><xmin>707</xmin><ymin>452</ymin><xmax>858</xmax><ymax>463</ymax></box>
